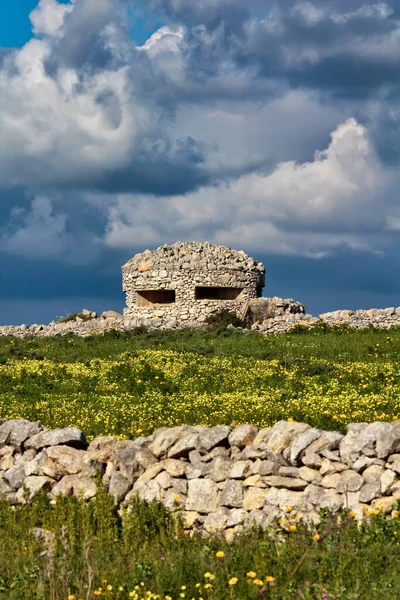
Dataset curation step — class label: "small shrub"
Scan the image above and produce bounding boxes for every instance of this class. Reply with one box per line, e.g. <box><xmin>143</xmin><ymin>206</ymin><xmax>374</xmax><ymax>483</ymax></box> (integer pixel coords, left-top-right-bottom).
<box><xmin>57</xmin><ymin>312</ymin><xmax>95</xmax><ymax>323</ymax></box>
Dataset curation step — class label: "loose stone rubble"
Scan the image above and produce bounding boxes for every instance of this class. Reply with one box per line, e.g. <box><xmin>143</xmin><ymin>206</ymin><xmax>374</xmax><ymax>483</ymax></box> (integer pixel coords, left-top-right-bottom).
<box><xmin>2</xmin><ymin>418</ymin><xmax>400</xmax><ymax>539</ymax></box>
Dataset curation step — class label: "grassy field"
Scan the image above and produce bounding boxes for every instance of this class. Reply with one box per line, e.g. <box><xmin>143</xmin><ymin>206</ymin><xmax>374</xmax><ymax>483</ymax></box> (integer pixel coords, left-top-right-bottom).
<box><xmin>2</xmin><ymin>325</ymin><xmax>400</xmax><ymax>599</ymax></box>
<box><xmin>0</xmin><ymin>325</ymin><xmax>400</xmax><ymax>438</ymax></box>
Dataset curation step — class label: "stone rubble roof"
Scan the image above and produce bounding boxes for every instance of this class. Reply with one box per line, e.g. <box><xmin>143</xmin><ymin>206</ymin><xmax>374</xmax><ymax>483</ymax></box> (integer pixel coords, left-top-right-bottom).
<box><xmin>122</xmin><ymin>241</ymin><xmax>265</xmax><ymax>273</ymax></box>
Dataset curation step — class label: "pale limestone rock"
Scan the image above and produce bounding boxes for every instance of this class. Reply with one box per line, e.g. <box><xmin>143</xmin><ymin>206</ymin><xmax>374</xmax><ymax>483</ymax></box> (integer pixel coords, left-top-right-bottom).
<box><xmin>320</xmin><ymin>458</ymin><xmax>348</xmax><ymax>476</ymax></box>
<box><xmin>220</xmin><ymin>480</ymin><xmax>243</xmax><ymax>508</ymax></box>
<box><xmin>170</xmin><ymin>477</ymin><xmax>187</xmax><ymax>495</ymax></box>
<box><xmin>148</xmin><ymin>427</ymin><xmax>188</xmax><ymax>458</ymax></box>
<box><xmin>186</xmin><ymin>479</ymin><xmax>219</xmax><ymax>513</ymax></box>
<box><xmin>289</xmin><ymin>428</ymin><xmax>321</xmax><ymax>465</ymax></box>
<box><xmin>134</xmin><ymin>463</ymin><xmax>164</xmax><ymax>485</ymax></box>
<box><xmin>262</xmin><ymin>476</ymin><xmax>308</xmax><ymax>490</ymax></box>
<box><xmin>243</xmin><ymin>487</ymin><xmax>266</xmax><ymax>510</ymax></box>
<box><xmin>108</xmin><ymin>473</ymin><xmax>131</xmax><ymax>500</ymax></box>
<box><xmin>198</xmin><ymin>426</ymin><xmax>231</xmax><ymax>451</ymax></box>
<box><xmin>279</xmin><ymin>466</ymin><xmax>300</xmax><ymax>478</ymax></box>
<box><xmin>363</xmin><ymin>465</ymin><xmax>384</xmax><ymax>483</ymax></box>
<box><xmin>159</xmin><ymin>458</ymin><xmax>187</xmax><ymax>477</ymax></box>
<box><xmin>229</xmin><ymin>460</ymin><xmax>251</xmax><ymax>479</ymax></box>
<box><xmin>154</xmin><ymin>471</ymin><xmax>172</xmax><ymax>489</ymax></box>
<box><xmin>22</xmin><ymin>476</ymin><xmax>54</xmax><ymax>499</ymax></box>
<box><xmin>44</xmin><ymin>446</ymin><xmax>86</xmax><ymax>474</ymax></box>
<box><xmin>26</xmin><ymin>427</ymin><xmax>87</xmax><ymax>451</ymax></box>
<box><xmin>253</xmin><ymin>428</ymin><xmax>272</xmax><ymax>446</ymax></box>
<box><xmin>228</xmin><ymin>425</ymin><xmax>258</xmax><ymax>448</ymax></box>
<box><xmin>372</xmin><ymin>496</ymin><xmax>396</xmax><ymax>513</ymax></box>
<box><xmin>209</xmin><ymin>456</ymin><xmax>232</xmax><ymax>482</ymax></box>
<box><xmin>299</xmin><ymin>466</ymin><xmax>322</xmax><ymax>484</ymax></box>
<box><xmin>0</xmin><ymin>419</ymin><xmax>45</xmax><ymax>450</ymax></box>
<box><xmin>320</xmin><ymin>473</ymin><xmax>341</xmax><ymax>489</ymax></box>
<box><xmin>87</xmin><ymin>436</ymin><xmax>117</xmax><ymax>453</ymax></box>
<box><xmin>305</xmin><ymin>431</ymin><xmax>343</xmax><ymax>455</ymax></box>
<box><xmin>243</xmin><ymin>474</ymin><xmax>266</xmax><ymax>488</ymax></box>
<box><xmin>72</xmin><ymin>477</ymin><xmax>97</xmax><ymax>500</ymax></box>
<box><xmin>336</xmin><ymin>470</ymin><xmax>364</xmax><ymax>493</ymax></box>
<box><xmin>301</xmin><ymin>453</ymin><xmax>322</xmax><ymax>469</ymax></box>
<box><xmin>135</xmin><ymin>450</ymin><xmax>158</xmax><ymax>469</ymax></box>
<box><xmin>3</xmin><ymin>466</ymin><xmax>25</xmax><ymax>489</ymax></box>
<box><xmin>204</xmin><ymin>507</ymin><xmax>230</xmax><ymax>532</ymax></box>
<box><xmin>380</xmin><ymin>469</ymin><xmax>397</xmax><ymax>495</ymax></box>
<box><xmin>265</xmin><ymin>421</ymin><xmax>310</xmax><ymax>454</ymax></box>
<box><xmin>226</xmin><ymin>508</ymin><xmax>247</xmax><ymax>527</ymax></box>
<box><xmin>168</xmin><ymin>434</ymin><xmax>199</xmax><ymax>459</ymax></box>
<box><xmin>359</xmin><ymin>483</ymin><xmax>380</xmax><ymax>503</ymax></box>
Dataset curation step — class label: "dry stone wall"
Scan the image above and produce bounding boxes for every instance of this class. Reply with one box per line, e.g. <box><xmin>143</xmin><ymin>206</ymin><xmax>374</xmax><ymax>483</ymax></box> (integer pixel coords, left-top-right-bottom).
<box><xmin>2</xmin><ymin>418</ymin><xmax>400</xmax><ymax>539</ymax></box>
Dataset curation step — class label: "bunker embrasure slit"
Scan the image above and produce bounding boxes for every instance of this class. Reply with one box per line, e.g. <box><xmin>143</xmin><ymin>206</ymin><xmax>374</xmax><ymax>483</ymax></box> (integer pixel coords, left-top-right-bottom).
<box><xmin>195</xmin><ymin>287</ymin><xmax>243</xmax><ymax>300</ymax></box>
<box><xmin>136</xmin><ymin>290</ymin><xmax>176</xmax><ymax>306</ymax></box>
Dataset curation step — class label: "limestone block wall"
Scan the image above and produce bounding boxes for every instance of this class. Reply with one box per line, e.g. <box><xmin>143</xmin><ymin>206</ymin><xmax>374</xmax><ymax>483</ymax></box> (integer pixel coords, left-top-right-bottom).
<box><xmin>122</xmin><ymin>242</ymin><xmax>266</xmax><ymax>322</ymax></box>
<box><xmin>2</xmin><ymin>418</ymin><xmax>400</xmax><ymax>540</ymax></box>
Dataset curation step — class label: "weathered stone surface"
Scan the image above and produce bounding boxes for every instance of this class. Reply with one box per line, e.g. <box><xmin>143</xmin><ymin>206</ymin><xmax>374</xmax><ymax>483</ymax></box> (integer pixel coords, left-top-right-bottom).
<box><xmin>265</xmin><ymin>421</ymin><xmax>310</xmax><ymax>454</ymax></box>
<box><xmin>135</xmin><ymin>450</ymin><xmax>158</xmax><ymax>469</ymax></box>
<box><xmin>320</xmin><ymin>459</ymin><xmax>348</xmax><ymax>476</ymax></box>
<box><xmin>363</xmin><ymin>465</ymin><xmax>384</xmax><ymax>483</ymax></box>
<box><xmin>0</xmin><ymin>420</ymin><xmax>45</xmax><ymax>450</ymax></box>
<box><xmin>228</xmin><ymin>425</ymin><xmax>258</xmax><ymax>448</ymax></box>
<box><xmin>164</xmin><ymin>489</ymin><xmax>186</xmax><ymax>511</ymax></box>
<box><xmin>159</xmin><ymin>459</ymin><xmax>187</xmax><ymax>477</ymax></box>
<box><xmin>148</xmin><ymin>427</ymin><xmax>188</xmax><ymax>458</ymax></box>
<box><xmin>4</xmin><ymin>466</ymin><xmax>25</xmax><ymax>489</ymax></box>
<box><xmin>135</xmin><ymin>463</ymin><xmax>164</xmax><ymax>485</ymax></box>
<box><xmin>380</xmin><ymin>469</ymin><xmax>397</xmax><ymax>495</ymax></box>
<box><xmin>44</xmin><ymin>446</ymin><xmax>86</xmax><ymax>474</ymax></box>
<box><xmin>372</xmin><ymin>496</ymin><xmax>396</xmax><ymax>513</ymax></box>
<box><xmin>243</xmin><ymin>474</ymin><xmax>266</xmax><ymax>488</ymax></box>
<box><xmin>220</xmin><ymin>480</ymin><xmax>243</xmax><ymax>508</ymax></box>
<box><xmin>230</xmin><ymin>460</ymin><xmax>251</xmax><ymax>479</ymax></box>
<box><xmin>26</xmin><ymin>428</ymin><xmax>87</xmax><ymax>451</ymax></box>
<box><xmin>87</xmin><ymin>436</ymin><xmax>117</xmax><ymax>453</ymax></box>
<box><xmin>306</xmin><ymin>431</ymin><xmax>344</xmax><ymax>455</ymax></box>
<box><xmin>209</xmin><ymin>456</ymin><xmax>232</xmax><ymax>482</ymax></box>
<box><xmin>226</xmin><ymin>508</ymin><xmax>247</xmax><ymax>527</ymax></box>
<box><xmin>253</xmin><ymin>428</ymin><xmax>271</xmax><ymax>446</ymax></box>
<box><xmin>301</xmin><ymin>453</ymin><xmax>322</xmax><ymax>469</ymax></box>
<box><xmin>108</xmin><ymin>473</ymin><xmax>130</xmax><ymax>500</ymax></box>
<box><xmin>198</xmin><ymin>426</ymin><xmax>231</xmax><ymax>451</ymax></box>
<box><xmin>168</xmin><ymin>434</ymin><xmax>199</xmax><ymax>459</ymax></box>
<box><xmin>182</xmin><ymin>511</ymin><xmax>202</xmax><ymax>528</ymax></box>
<box><xmin>154</xmin><ymin>471</ymin><xmax>172</xmax><ymax>489</ymax></box>
<box><xmin>359</xmin><ymin>483</ymin><xmax>381</xmax><ymax>503</ymax></box>
<box><xmin>243</xmin><ymin>487</ymin><xmax>266</xmax><ymax>510</ymax></box>
<box><xmin>320</xmin><ymin>473</ymin><xmax>342</xmax><ymax>489</ymax></box>
<box><xmin>299</xmin><ymin>466</ymin><xmax>322</xmax><ymax>484</ymax></box>
<box><xmin>263</xmin><ymin>476</ymin><xmax>308</xmax><ymax>490</ymax></box>
<box><xmin>336</xmin><ymin>470</ymin><xmax>364</xmax><ymax>493</ymax></box>
<box><xmin>289</xmin><ymin>428</ymin><xmax>321</xmax><ymax>465</ymax></box>
<box><xmin>186</xmin><ymin>479</ymin><xmax>219</xmax><ymax>513</ymax></box>
<box><xmin>204</xmin><ymin>507</ymin><xmax>230</xmax><ymax>532</ymax></box>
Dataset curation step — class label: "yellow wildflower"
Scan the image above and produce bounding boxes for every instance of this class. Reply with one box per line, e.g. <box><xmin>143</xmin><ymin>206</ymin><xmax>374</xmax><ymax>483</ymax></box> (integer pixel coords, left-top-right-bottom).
<box><xmin>228</xmin><ymin>578</ymin><xmax>238</xmax><ymax>586</ymax></box>
<box><xmin>215</xmin><ymin>550</ymin><xmax>225</xmax><ymax>558</ymax></box>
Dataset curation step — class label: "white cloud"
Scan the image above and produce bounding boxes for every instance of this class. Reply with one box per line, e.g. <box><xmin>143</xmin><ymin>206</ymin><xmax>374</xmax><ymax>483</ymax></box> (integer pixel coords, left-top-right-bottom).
<box><xmin>30</xmin><ymin>0</ymin><xmax>74</xmax><ymax>38</ymax></box>
<box><xmin>98</xmin><ymin>118</ymin><xmax>396</xmax><ymax>257</ymax></box>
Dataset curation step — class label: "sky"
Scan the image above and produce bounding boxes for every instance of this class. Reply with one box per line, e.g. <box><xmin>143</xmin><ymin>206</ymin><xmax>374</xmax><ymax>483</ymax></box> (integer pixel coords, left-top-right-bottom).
<box><xmin>1</xmin><ymin>0</ymin><xmax>400</xmax><ymax>324</ymax></box>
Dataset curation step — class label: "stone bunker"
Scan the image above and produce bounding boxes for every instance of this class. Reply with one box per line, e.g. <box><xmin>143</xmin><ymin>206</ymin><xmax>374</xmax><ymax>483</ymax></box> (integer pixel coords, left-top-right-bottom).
<box><xmin>122</xmin><ymin>242</ymin><xmax>266</xmax><ymax>322</ymax></box>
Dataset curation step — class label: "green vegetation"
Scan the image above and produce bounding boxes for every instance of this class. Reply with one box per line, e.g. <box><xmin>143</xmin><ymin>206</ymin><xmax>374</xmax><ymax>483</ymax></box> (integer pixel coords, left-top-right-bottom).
<box><xmin>1</xmin><ymin>489</ymin><xmax>400</xmax><ymax>600</ymax></box>
<box><xmin>2</xmin><ymin>326</ymin><xmax>400</xmax><ymax>599</ymax></box>
<box><xmin>0</xmin><ymin>327</ymin><xmax>400</xmax><ymax>438</ymax></box>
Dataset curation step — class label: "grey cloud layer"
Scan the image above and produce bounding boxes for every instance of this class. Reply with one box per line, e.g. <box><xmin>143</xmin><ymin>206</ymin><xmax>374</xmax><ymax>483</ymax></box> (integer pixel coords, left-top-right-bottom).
<box><xmin>1</xmin><ymin>0</ymin><xmax>400</xmax><ymax>262</ymax></box>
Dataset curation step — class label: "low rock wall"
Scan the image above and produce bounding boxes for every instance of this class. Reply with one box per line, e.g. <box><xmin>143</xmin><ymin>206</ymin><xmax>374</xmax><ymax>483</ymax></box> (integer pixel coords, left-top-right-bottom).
<box><xmin>2</xmin><ymin>418</ymin><xmax>400</xmax><ymax>539</ymax></box>
<box><xmin>4</xmin><ymin>303</ymin><xmax>400</xmax><ymax>338</ymax></box>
